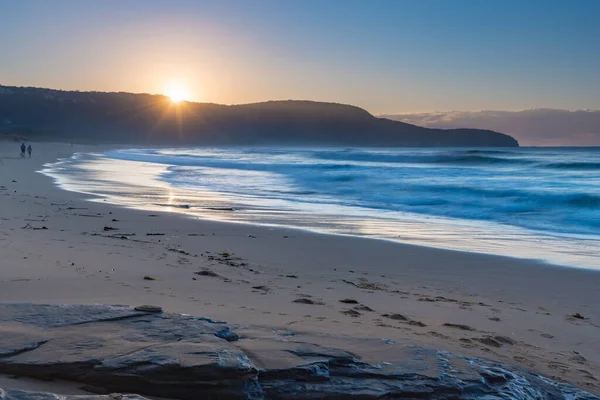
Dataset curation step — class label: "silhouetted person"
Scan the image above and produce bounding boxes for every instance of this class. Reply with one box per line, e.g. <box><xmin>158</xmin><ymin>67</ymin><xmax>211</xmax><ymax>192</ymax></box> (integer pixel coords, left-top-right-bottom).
<box><xmin>27</xmin><ymin>144</ymin><xmax>32</xmax><ymax>158</ymax></box>
<box><xmin>20</xmin><ymin>142</ymin><xmax>25</xmax><ymax>158</ymax></box>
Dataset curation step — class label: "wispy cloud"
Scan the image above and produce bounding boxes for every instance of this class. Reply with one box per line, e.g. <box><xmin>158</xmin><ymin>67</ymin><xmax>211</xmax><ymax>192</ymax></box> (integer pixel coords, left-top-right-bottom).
<box><xmin>381</xmin><ymin>109</ymin><xmax>600</xmax><ymax>146</ymax></box>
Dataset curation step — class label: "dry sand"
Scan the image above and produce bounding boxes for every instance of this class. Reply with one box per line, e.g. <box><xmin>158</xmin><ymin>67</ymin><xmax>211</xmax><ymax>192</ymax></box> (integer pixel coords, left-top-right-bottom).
<box><xmin>0</xmin><ymin>141</ymin><xmax>599</xmax><ymax>395</ymax></box>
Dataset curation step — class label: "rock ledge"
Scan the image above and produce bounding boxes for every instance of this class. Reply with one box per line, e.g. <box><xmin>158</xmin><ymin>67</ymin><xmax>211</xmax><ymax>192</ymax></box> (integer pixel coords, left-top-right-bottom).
<box><xmin>0</xmin><ymin>303</ymin><xmax>596</xmax><ymax>399</ymax></box>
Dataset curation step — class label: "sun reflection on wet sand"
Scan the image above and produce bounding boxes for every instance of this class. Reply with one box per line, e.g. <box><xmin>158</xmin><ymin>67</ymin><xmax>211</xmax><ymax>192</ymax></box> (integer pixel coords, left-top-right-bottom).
<box><xmin>41</xmin><ymin>153</ymin><xmax>600</xmax><ymax>270</ymax></box>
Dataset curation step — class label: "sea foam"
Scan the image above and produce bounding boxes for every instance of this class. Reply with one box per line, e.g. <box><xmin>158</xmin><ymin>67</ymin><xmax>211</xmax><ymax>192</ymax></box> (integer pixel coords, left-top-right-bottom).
<box><xmin>42</xmin><ymin>146</ymin><xmax>600</xmax><ymax>269</ymax></box>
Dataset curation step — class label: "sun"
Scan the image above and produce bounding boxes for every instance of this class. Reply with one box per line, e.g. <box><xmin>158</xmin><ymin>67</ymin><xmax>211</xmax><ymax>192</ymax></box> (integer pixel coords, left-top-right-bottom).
<box><xmin>165</xmin><ymin>84</ymin><xmax>189</xmax><ymax>103</ymax></box>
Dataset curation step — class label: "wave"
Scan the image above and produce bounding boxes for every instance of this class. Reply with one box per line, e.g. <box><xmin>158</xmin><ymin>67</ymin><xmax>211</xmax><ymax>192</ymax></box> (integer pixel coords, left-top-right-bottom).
<box><xmin>541</xmin><ymin>162</ymin><xmax>600</xmax><ymax>170</ymax></box>
<box><xmin>113</xmin><ymin>148</ymin><xmax>600</xmax><ymax>172</ymax></box>
<box><xmin>314</xmin><ymin>150</ymin><xmax>534</xmax><ymax>166</ymax></box>
<box><xmin>109</xmin><ymin>149</ymin><xmax>600</xmax><ymax>175</ymax></box>
<box><xmin>98</xmin><ymin>147</ymin><xmax>600</xmax><ymax>236</ymax></box>
<box><xmin>40</xmin><ymin>147</ymin><xmax>600</xmax><ymax>270</ymax></box>
<box><xmin>431</xmin><ymin>154</ymin><xmax>530</xmax><ymax>165</ymax></box>
<box><xmin>464</xmin><ymin>149</ymin><xmax>515</xmax><ymax>155</ymax></box>
<box><xmin>399</xmin><ymin>185</ymin><xmax>600</xmax><ymax>211</ymax></box>
<box><xmin>566</xmin><ymin>194</ymin><xmax>600</xmax><ymax>208</ymax></box>
<box><xmin>316</xmin><ymin>150</ymin><xmax>600</xmax><ymax>170</ymax></box>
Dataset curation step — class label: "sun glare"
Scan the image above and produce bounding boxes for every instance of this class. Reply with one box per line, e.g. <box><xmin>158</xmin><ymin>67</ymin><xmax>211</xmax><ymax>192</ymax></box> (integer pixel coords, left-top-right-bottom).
<box><xmin>166</xmin><ymin>84</ymin><xmax>189</xmax><ymax>103</ymax></box>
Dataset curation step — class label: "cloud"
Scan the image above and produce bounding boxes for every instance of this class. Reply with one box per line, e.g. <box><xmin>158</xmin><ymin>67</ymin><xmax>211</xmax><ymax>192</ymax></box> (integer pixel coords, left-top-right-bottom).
<box><xmin>380</xmin><ymin>109</ymin><xmax>600</xmax><ymax>146</ymax></box>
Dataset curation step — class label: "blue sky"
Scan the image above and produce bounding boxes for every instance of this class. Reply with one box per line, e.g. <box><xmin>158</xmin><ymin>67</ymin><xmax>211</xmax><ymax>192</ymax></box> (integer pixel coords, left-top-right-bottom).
<box><xmin>1</xmin><ymin>0</ymin><xmax>599</xmax><ymax>113</ymax></box>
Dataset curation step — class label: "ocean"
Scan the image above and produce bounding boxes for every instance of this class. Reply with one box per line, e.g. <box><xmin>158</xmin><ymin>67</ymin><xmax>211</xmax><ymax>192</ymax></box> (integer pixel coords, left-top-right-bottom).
<box><xmin>42</xmin><ymin>147</ymin><xmax>600</xmax><ymax>269</ymax></box>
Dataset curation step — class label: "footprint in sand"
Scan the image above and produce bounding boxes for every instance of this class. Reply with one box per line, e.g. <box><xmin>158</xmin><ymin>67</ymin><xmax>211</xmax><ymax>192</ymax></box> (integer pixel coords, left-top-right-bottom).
<box><xmin>252</xmin><ymin>285</ymin><xmax>270</xmax><ymax>293</ymax></box>
<box><xmin>512</xmin><ymin>355</ymin><xmax>534</xmax><ymax>367</ymax></box>
<box><xmin>341</xmin><ymin>309</ymin><xmax>361</xmax><ymax>317</ymax></box>
<box><xmin>493</xmin><ymin>335</ymin><xmax>516</xmax><ymax>345</ymax></box>
<box><xmin>569</xmin><ymin>353</ymin><xmax>588</xmax><ymax>364</ymax></box>
<box><xmin>547</xmin><ymin>361</ymin><xmax>571</xmax><ymax>374</ymax></box>
<box><xmin>475</xmin><ymin>336</ymin><xmax>507</xmax><ymax>348</ymax></box>
<box><xmin>427</xmin><ymin>331</ymin><xmax>450</xmax><ymax>340</ymax></box>
<box><xmin>382</xmin><ymin>313</ymin><xmax>408</xmax><ymax>321</ymax></box>
<box><xmin>576</xmin><ymin>369</ymin><xmax>596</xmax><ymax>382</ymax></box>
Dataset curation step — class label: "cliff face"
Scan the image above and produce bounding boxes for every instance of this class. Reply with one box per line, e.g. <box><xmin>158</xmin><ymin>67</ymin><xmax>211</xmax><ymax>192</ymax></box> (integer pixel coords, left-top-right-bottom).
<box><xmin>0</xmin><ymin>86</ymin><xmax>518</xmax><ymax>147</ymax></box>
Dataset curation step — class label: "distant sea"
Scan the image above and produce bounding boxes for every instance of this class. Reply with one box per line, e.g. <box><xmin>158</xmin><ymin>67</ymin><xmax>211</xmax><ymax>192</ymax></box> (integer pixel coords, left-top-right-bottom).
<box><xmin>42</xmin><ymin>147</ymin><xmax>600</xmax><ymax>269</ymax></box>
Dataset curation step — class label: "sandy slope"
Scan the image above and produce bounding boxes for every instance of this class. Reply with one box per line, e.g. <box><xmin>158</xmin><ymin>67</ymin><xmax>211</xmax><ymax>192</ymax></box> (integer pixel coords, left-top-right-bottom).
<box><xmin>0</xmin><ymin>140</ymin><xmax>599</xmax><ymax>395</ymax></box>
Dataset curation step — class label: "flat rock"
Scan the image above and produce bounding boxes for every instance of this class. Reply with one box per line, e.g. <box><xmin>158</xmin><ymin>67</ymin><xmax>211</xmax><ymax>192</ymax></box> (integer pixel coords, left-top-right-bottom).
<box><xmin>0</xmin><ymin>304</ymin><xmax>152</xmax><ymax>328</ymax></box>
<box><xmin>0</xmin><ymin>388</ymin><xmax>149</xmax><ymax>399</ymax></box>
<box><xmin>0</xmin><ymin>303</ymin><xmax>597</xmax><ymax>400</ymax></box>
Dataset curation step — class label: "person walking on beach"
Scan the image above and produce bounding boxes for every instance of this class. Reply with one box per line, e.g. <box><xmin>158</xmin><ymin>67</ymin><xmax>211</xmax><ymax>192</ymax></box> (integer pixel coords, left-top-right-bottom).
<box><xmin>27</xmin><ymin>144</ymin><xmax>32</xmax><ymax>158</ymax></box>
<box><xmin>20</xmin><ymin>142</ymin><xmax>25</xmax><ymax>158</ymax></box>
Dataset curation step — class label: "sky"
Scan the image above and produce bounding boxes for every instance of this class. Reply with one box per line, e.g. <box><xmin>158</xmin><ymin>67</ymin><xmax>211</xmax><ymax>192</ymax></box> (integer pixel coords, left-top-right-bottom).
<box><xmin>1</xmin><ymin>0</ymin><xmax>600</xmax><ymax>114</ymax></box>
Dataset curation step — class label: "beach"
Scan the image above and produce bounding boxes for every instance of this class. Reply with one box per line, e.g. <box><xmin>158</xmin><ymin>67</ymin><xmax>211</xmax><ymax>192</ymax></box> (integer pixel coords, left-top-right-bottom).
<box><xmin>0</xmin><ymin>140</ymin><xmax>599</xmax><ymax>395</ymax></box>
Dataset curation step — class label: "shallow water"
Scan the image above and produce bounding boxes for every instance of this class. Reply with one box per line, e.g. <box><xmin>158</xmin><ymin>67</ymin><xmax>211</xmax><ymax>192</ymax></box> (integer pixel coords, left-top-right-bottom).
<box><xmin>42</xmin><ymin>146</ymin><xmax>600</xmax><ymax>269</ymax></box>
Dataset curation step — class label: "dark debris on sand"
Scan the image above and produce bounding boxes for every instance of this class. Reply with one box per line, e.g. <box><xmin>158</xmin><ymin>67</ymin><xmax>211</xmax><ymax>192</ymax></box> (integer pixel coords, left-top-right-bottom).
<box><xmin>195</xmin><ymin>269</ymin><xmax>223</xmax><ymax>279</ymax></box>
<box><xmin>443</xmin><ymin>323</ymin><xmax>475</xmax><ymax>331</ymax></box>
<box><xmin>293</xmin><ymin>298</ymin><xmax>324</xmax><ymax>305</ymax></box>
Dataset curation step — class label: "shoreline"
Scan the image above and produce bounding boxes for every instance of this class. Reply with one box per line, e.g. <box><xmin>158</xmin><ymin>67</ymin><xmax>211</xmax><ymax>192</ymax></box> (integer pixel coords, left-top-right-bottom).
<box><xmin>37</xmin><ymin>167</ymin><xmax>566</xmax><ymax>273</ymax></box>
<box><xmin>1</xmin><ymin>141</ymin><xmax>599</xmax><ymax>395</ymax></box>
<box><xmin>40</xmin><ymin>146</ymin><xmax>600</xmax><ymax>270</ymax></box>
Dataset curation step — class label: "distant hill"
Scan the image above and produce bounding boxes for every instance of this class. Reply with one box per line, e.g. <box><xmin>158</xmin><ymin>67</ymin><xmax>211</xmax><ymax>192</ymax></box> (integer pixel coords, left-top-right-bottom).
<box><xmin>381</xmin><ymin>109</ymin><xmax>600</xmax><ymax>146</ymax></box>
<box><xmin>0</xmin><ymin>86</ymin><xmax>518</xmax><ymax>147</ymax></box>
